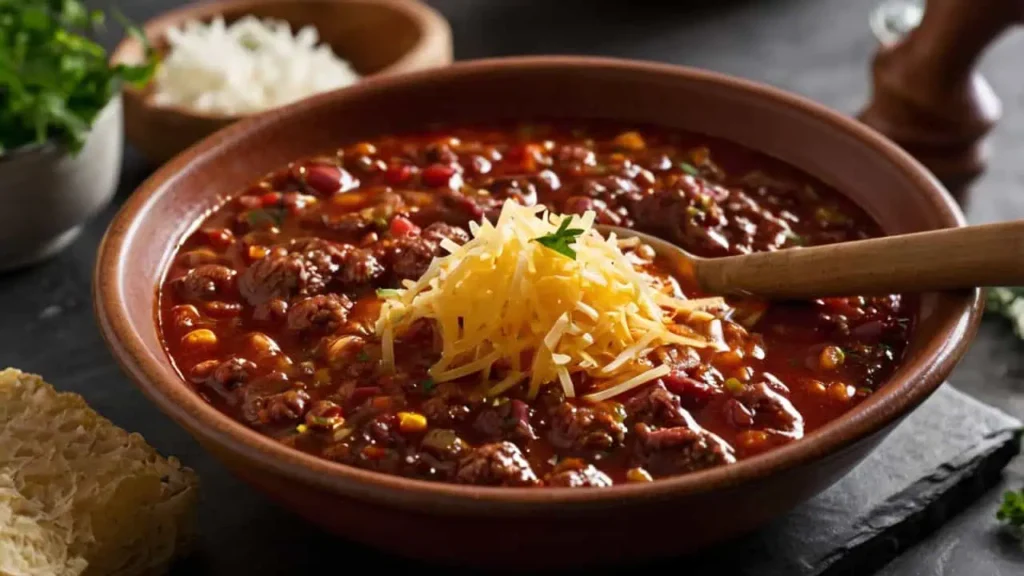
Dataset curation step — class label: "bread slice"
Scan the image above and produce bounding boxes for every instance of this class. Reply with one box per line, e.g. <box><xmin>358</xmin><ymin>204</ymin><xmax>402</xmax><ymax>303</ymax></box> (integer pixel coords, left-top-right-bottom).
<box><xmin>0</xmin><ymin>369</ymin><xmax>199</xmax><ymax>576</ymax></box>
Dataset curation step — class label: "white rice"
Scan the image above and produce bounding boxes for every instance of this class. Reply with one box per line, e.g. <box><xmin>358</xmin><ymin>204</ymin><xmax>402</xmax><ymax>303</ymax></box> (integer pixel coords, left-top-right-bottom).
<box><xmin>152</xmin><ymin>15</ymin><xmax>361</xmax><ymax>115</ymax></box>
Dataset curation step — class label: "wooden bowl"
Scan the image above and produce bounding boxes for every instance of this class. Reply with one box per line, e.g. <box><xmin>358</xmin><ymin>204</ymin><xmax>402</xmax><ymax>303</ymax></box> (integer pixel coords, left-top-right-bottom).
<box><xmin>109</xmin><ymin>0</ymin><xmax>452</xmax><ymax>166</ymax></box>
<box><xmin>94</xmin><ymin>56</ymin><xmax>982</xmax><ymax>569</ymax></box>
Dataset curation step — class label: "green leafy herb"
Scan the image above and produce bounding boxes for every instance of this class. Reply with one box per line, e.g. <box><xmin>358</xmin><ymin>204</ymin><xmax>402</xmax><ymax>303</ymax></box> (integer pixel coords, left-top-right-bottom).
<box><xmin>679</xmin><ymin>162</ymin><xmax>700</xmax><ymax>176</ymax></box>
<box><xmin>420</xmin><ymin>377</ymin><xmax>435</xmax><ymax>391</ymax></box>
<box><xmin>245</xmin><ymin>207</ymin><xmax>286</xmax><ymax>228</ymax></box>
<box><xmin>0</xmin><ymin>1</ymin><xmax>159</xmax><ymax>155</ymax></box>
<box><xmin>986</xmin><ymin>287</ymin><xmax>1024</xmax><ymax>339</ymax></box>
<box><xmin>356</xmin><ymin>350</ymin><xmax>370</xmax><ymax>362</ymax></box>
<box><xmin>376</xmin><ymin>288</ymin><xmax>402</xmax><ymax>299</ymax></box>
<box><xmin>996</xmin><ymin>488</ymin><xmax>1024</xmax><ymax>534</ymax></box>
<box><xmin>533</xmin><ymin>217</ymin><xmax>585</xmax><ymax>260</ymax></box>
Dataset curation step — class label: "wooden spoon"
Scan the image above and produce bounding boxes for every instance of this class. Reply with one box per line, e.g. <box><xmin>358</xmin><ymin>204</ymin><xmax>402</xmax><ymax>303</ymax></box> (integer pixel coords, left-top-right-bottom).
<box><xmin>597</xmin><ymin>221</ymin><xmax>1024</xmax><ymax>299</ymax></box>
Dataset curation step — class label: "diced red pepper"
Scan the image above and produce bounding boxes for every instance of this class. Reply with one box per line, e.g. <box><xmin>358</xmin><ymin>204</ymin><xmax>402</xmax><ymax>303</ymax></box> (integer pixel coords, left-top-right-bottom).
<box><xmin>361</xmin><ymin>445</ymin><xmax>388</xmax><ymax>460</ymax></box>
<box><xmin>422</xmin><ymin>164</ymin><xmax>456</xmax><ymax>187</ymax></box>
<box><xmin>384</xmin><ymin>163</ymin><xmax>414</xmax><ymax>186</ymax></box>
<box><xmin>260</xmin><ymin>192</ymin><xmax>283</xmax><ymax>207</ymax></box>
<box><xmin>388</xmin><ymin>215</ymin><xmax>420</xmax><ymax>237</ymax></box>
<box><xmin>201</xmin><ymin>228</ymin><xmax>234</xmax><ymax>250</ymax></box>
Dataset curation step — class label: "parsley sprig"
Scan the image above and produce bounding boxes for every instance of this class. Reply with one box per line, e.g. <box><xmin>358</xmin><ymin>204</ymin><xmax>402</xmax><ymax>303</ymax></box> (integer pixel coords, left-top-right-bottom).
<box><xmin>0</xmin><ymin>0</ymin><xmax>158</xmax><ymax>155</ymax></box>
<box><xmin>996</xmin><ymin>488</ymin><xmax>1024</xmax><ymax>536</ymax></box>
<box><xmin>533</xmin><ymin>217</ymin><xmax>585</xmax><ymax>260</ymax></box>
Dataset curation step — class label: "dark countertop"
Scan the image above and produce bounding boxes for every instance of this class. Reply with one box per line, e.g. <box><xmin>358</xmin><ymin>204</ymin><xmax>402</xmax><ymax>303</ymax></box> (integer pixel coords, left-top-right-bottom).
<box><xmin>3</xmin><ymin>0</ymin><xmax>1023</xmax><ymax>573</ymax></box>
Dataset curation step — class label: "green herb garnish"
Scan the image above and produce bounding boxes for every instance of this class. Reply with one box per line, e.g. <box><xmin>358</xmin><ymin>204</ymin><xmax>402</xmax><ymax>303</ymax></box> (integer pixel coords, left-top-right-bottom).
<box><xmin>0</xmin><ymin>1</ymin><xmax>159</xmax><ymax>155</ymax></box>
<box><xmin>533</xmin><ymin>217</ymin><xmax>585</xmax><ymax>260</ymax></box>
<box><xmin>679</xmin><ymin>162</ymin><xmax>700</xmax><ymax>176</ymax></box>
<box><xmin>356</xmin><ymin>350</ymin><xmax>370</xmax><ymax>362</ymax></box>
<box><xmin>420</xmin><ymin>377</ymin><xmax>435</xmax><ymax>391</ymax></box>
<box><xmin>245</xmin><ymin>207</ymin><xmax>286</xmax><ymax>228</ymax></box>
<box><xmin>996</xmin><ymin>488</ymin><xmax>1024</xmax><ymax>535</ymax></box>
<box><xmin>376</xmin><ymin>288</ymin><xmax>402</xmax><ymax>299</ymax></box>
<box><xmin>986</xmin><ymin>287</ymin><xmax>1024</xmax><ymax>339</ymax></box>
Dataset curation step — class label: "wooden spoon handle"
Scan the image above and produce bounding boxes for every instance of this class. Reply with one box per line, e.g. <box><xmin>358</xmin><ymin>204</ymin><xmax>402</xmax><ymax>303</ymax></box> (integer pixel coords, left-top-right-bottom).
<box><xmin>694</xmin><ymin>220</ymin><xmax>1024</xmax><ymax>299</ymax></box>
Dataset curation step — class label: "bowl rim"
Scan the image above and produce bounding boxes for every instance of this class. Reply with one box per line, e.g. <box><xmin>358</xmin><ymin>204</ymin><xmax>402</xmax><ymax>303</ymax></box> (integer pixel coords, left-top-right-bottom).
<box><xmin>94</xmin><ymin>55</ymin><xmax>984</xmax><ymax>515</ymax></box>
<box><xmin>108</xmin><ymin>0</ymin><xmax>452</xmax><ymax>123</ymax></box>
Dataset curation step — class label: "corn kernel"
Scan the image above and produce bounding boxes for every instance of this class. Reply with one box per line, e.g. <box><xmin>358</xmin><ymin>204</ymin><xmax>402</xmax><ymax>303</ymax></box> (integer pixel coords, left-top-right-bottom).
<box><xmin>827</xmin><ymin>382</ymin><xmax>854</xmax><ymax>403</ymax></box>
<box><xmin>313</xmin><ymin>368</ymin><xmax>332</xmax><ymax>387</ymax></box>
<box><xmin>181</xmin><ymin>329</ymin><xmax>217</xmax><ymax>350</ymax></box>
<box><xmin>397</xmin><ymin>411</ymin><xmax>428</xmax><ymax>433</ymax></box>
<box><xmin>352</xmin><ymin>142</ymin><xmax>377</xmax><ymax>156</ymax></box>
<box><xmin>737</xmin><ymin>430</ymin><xmax>770</xmax><ymax>450</ymax></box>
<box><xmin>247</xmin><ymin>245</ymin><xmax>269</xmax><ymax>261</ymax></box>
<box><xmin>819</xmin><ymin>345</ymin><xmax>845</xmax><ymax>370</ymax></box>
<box><xmin>248</xmin><ymin>332</ymin><xmax>281</xmax><ymax>356</ymax></box>
<box><xmin>715</xmin><ymin>349</ymin><xmax>744</xmax><ymax>368</ymax></box>
<box><xmin>724</xmin><ymin>377</ymin><xmax>745</xmax><ymax>394</ymax></box>
<box><xmin>626</xmin><ymin>467</ymin><xmax>654</xmax><ymax>483</ymax></box>
<box><xmin>613</xmin><ymin>131</ymin><xmax>646</xmax><ymax>151</ymax></box>
<box><xmin>806</xmin><ymin>379</ymin><xmax>828</xmax><ymax>396</ymax></box>
<box><xmin>733</xmin><ymin>366</ymin><xmax>754</xmax><ymax>383</ymax></box>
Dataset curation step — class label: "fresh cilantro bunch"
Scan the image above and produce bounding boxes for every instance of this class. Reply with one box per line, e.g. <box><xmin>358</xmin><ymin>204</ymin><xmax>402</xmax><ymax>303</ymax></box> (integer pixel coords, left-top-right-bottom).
<box><xmin>0</xmin><ymin>0</ymin><xmax>156</xmax><ymax>155</ymax></box>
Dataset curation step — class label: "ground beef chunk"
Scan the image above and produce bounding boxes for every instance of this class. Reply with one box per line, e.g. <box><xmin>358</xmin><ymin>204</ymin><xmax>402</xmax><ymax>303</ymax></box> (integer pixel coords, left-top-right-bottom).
<box><xmin>387</xmin><ymin>222</ymin><xmax>473</xmax><ymax>281</ymax></box>
<box><xmin>733</xmin><ymin>378</ymin><xmax>805</xmax><ymax>439</ymax></box>
<box><xmin>239</xmin><ymin>252</ymin><xmax>328</xmax><ymax>305</ymax></box>
<box><xmin>548</xmin><ymin>402</ymin><xmax>626</xmax><ymax>452</ymax></box>
<box><xmin>173</xmin><ymin>264</ymin><xmax>237</xmax><ymax>302</ymax></box>
<box><xmin>473</xmin><ymin>399</ymin><xmax>537</xmax><ymax>442</ymax></box>
<box><xmin>630</xmin><ymin>183</ymin><xmax>731</xmax><ymax>254</ymax></box>
<box><xmin>455</xmin><ymin>442</ymin><xmax>540</xmax><ymax>487</ymax></box>
<box><xmin>420</xmin><ymin>392</ymin><xmax>474</xmax><ymax>428</ymax></box>
<box><xmin>188</xmin><ymin>356</ymin><xmax>258</xmax><ymax>403</ymax></box>
<box><xmin>240</xmin><ymin>372</ymin><xmax>291</xmax><ymax>423</ymax></box>
<box><xmin>249</xmin><ymin>389</ymin><xmax>311</xmax><ymax>425</ymax></box>
<box><xmin>212</xmin><ymin>357</ymin><xmax>257</xmax><ymax>389</ymax></box>
<box><xmin>631</xmin><ymin>422</ymin><xmax>736</xmax><ymax>476</ymax></box>
<box><xmin>422</xmin><ymin>222</ymin><xmax>470</xmax><ymax>245</ymax></box>
<box><xmin>390</xmin><ymin>236</ymin><xmax>438</xmax><ymax>281</ymax></box>
<box><xmin>547</xmin><ymin>459</ymin><xmax>613</xmax><ymax>488</ymax></box>
<box><xmin>287</xmin><ymin>293</ymin><xmax>353</xmax><ymax>335</ymax></box>
<box><xmin>625</xmin><ymin>382</ymin><xmax>692</xmax><ymax>427</ymax></box>
<box><xmin>337</xmin><ymin>247</ymin><xmax>384</xmax><ymax>286</ymax></box>
<box><xmin>486</xmin><ymin>175</ymin><xmax>538</xmax><ymax>206</ymax></box>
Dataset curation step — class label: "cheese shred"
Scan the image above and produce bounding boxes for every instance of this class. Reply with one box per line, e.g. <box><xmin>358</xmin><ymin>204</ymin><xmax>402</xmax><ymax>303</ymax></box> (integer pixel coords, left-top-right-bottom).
<box><xmin>375</xmin><ymin>200</ymin><xmax>723</xmax><ymax>401</ymax></box>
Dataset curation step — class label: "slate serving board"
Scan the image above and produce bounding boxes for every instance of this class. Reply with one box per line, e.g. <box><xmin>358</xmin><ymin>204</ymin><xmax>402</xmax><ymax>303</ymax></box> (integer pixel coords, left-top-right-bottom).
<box><xmin>170</xmin><ymin>384</ymin><xmax>1021</xmax><ymax>575</ymax></box>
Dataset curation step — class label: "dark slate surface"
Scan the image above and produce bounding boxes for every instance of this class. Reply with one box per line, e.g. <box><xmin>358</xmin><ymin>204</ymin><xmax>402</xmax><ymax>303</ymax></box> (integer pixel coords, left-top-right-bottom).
<box><xmin>1</xmin><ymin>0</ymin><xmax>1021</xmax><ymax>574</ymax></box>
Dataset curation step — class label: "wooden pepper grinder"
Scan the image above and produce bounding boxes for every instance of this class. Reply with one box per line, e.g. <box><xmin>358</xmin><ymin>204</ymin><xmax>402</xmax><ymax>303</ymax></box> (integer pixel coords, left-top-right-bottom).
<box><xmin>859</xmin><ymin>0</ymin><xmax>1024</xmax><ymax>204</ymax></box>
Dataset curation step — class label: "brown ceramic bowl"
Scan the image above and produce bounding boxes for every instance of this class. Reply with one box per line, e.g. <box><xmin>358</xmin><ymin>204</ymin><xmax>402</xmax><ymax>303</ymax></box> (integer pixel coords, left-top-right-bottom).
<box><xmin>94</xmin><ymin>56</ymin><xmax>982</xmax><ymax>569</ymax></box>
<box><xmin>109</xmin><ymin>0</ymin><xmax>452</xmax><ymax>167</ymax></box>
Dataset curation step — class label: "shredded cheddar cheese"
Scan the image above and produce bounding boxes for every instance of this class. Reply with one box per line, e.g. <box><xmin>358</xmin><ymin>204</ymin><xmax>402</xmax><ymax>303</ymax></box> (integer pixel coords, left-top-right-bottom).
<box><xmin>374</xmin><ymin>200</ymin><xmax>727</xmax><ymax>401</ymax></box>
